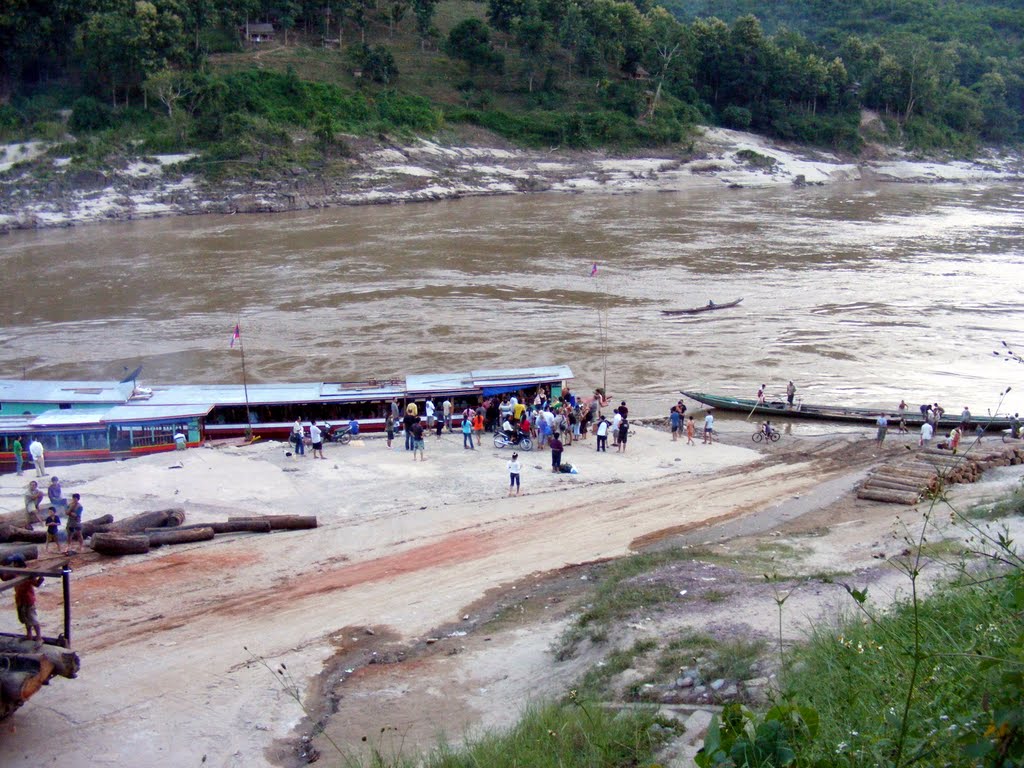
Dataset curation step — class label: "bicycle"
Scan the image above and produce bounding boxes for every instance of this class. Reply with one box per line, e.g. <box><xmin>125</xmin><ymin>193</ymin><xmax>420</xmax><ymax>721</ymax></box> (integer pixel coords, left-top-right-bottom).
<box><xmin>752</xmin><ymin>429</ymin><xmax>780</xmax><ymax>443</ymax></box>
<box><xmin>493</xmin><ymin>432</ymin><xmax>534</xmax><ymax>451</ymax></box>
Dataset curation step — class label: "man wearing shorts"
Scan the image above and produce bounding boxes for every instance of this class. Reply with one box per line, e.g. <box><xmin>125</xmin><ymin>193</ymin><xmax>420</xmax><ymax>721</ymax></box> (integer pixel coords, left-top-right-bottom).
<box><xmin>65</xmin><ymin>493</ymin><xmax>84</xmax><ymax>554</ymax></box>
<box><xmin>309</xmin><ymin>422</ymin><xmax>325</xmax><ymax>459</ymax></box>
<box><xmin>703</xmin><ymin>413</ymin><xmax>714</xmax><ymax>444</ymax></box>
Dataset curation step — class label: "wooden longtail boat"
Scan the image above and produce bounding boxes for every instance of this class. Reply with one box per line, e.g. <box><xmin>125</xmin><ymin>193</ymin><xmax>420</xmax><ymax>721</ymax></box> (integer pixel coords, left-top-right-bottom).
<box><xmin>662</xmin><ymin>298</ymin><xmax>743</xmax><ymax>316</ymax></box>
<box><xmin>680</xmin><ymin>391</ymin><xmax>1018</xmax><ymax>430</ymax></box>
<box><xmin>0</xmin><ymin>366</ymin><xmax>574</xmax><ymax>472</ymax></box>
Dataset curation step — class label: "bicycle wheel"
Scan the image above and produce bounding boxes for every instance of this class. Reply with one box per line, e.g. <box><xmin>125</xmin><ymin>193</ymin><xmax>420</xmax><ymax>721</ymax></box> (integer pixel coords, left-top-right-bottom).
<box><xmin>518</xmin><ymin>437</ymin><xmax>533</xmax><ymax>451</ymax></box>
<box><xmin>751</xmin><ymin>432</ymin><xmax>763</xmax><ymax>443</ymax></box>
<box><xmin>493</xmin><ymin>433</ymin><xmax>507</xmax><ymax>449</ymax></box>
<box><xmin>769</xmin><ymin>431</ymin><xmax>781</xmax><ymax>442</ymax></box>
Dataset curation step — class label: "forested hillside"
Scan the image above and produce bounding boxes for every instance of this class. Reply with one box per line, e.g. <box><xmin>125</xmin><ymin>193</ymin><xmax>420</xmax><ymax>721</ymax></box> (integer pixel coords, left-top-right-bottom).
<box><xmin>0</xmin><ymin>0</ymin><xmax>1020</xmax><ymax>177</ymax></box>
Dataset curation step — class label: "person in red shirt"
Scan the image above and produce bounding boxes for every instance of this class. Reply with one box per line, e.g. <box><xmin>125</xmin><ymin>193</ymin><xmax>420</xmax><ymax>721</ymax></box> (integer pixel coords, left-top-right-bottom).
<box><xmin>4</xmin><ymin>555</ymin><xmax>43</xmax><ymax>642</ymax></box>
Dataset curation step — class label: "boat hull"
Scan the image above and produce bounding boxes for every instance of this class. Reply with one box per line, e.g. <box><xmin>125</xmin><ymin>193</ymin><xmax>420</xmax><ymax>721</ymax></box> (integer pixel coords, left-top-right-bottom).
<box><xmin>680</xmin><ymin>391</ymin><xmax>1017</xmax><ymax>430</ymax></box>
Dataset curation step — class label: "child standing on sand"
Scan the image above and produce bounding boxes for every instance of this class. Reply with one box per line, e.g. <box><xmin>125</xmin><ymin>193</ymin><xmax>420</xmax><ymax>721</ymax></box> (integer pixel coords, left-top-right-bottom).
<box><xmin>507</xmin><ymin>452</ymin><xmax>521</xmax><ymax>496</ymax></box>
<box><xmin>44</xmin><ymin>508</ymin><xmax>61</xmax><ymax>553</ymax></box>
<box><xmin>686</xmin><ymin>415</ymin><xmax>696</xmax><ymax>445</ymax></box>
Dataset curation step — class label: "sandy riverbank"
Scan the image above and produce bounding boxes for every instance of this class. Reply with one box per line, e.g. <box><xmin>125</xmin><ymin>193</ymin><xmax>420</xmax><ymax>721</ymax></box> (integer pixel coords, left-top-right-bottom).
<box><xmin>2</xmin><ymin>123</ymin><xmax>1021</xmax><ymax>232</ymax></box>
<box><xmin>0</xmin><ymin>417</ymin><xmax>1020</xmax><ymax>767</ymax></box>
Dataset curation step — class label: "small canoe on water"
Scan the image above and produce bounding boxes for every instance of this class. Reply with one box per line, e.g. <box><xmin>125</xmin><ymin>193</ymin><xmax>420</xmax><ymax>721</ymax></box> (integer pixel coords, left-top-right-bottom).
<box><xmin>680</xmin><ymin>391</ymin><xmax>1019</xmax><ymax>430</ymax></box>
<box><xmin>661</xmin><ymin>298</ymin><xmax>743</xmax><ymax>316</ymax></box>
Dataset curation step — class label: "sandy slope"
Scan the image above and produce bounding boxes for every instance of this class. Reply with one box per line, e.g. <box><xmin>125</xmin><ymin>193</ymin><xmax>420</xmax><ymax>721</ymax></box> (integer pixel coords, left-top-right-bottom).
<box><xmin>0</xmin><ymin>422</ymin><xmax>854</xmax><ymax>767</ymax></box>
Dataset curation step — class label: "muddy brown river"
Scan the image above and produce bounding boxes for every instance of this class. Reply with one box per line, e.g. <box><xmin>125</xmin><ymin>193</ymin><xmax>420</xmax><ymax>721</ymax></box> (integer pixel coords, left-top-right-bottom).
<box><xmin>1</xmin><ymin>182</ymin><xmax>1023</xmax><ymax>418</ymax></box>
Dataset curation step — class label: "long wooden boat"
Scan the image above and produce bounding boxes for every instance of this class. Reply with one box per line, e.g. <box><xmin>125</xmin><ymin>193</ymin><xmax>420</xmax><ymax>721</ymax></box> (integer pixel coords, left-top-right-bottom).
<box><xmin>0</xmin><ymin>366</ymin><xmax>574</xmax><ymax>472</ymax></box>
<box><xmin>662</xmin><ymin>298</ymin><xmax>743</xmax><ymax>316</ymax></box>
<box><xmin>680</xmin><ymin>390</ymin><xmax>1018</xmax><ymax>430</ymax></box>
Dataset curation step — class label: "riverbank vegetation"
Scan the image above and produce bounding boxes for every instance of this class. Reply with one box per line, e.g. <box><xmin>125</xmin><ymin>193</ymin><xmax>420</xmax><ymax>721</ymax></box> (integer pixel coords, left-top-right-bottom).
<box><xmin>1</xmin><ymin>0</ymin><xmax>1021</xmax><ymax>177</ymax></box>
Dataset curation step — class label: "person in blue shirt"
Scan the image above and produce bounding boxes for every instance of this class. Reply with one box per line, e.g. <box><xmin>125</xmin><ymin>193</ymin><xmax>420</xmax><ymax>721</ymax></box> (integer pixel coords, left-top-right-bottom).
<box><xmin>348</xmin><ymin>418</ymin><xmax>359</xmax><ymax>436</ymax></box>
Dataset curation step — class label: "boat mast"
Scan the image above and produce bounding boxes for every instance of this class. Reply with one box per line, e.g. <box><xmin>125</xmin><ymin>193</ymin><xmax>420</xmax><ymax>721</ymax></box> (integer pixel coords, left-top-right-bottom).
<box><xmin>236</xmin><ymin>321</ymin><xmax>253</xmax><ymax>438</ymax></box>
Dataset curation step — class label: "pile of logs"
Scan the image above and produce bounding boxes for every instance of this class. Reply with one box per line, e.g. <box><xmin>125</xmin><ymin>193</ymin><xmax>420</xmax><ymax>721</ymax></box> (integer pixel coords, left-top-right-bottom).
<box><xmin>1</xmin><ymin>506</ymin><xmax>318</xmax><ymax>559</ymax></box>
<box><xmin>0</xmin><ymin>636</ymin><xmax>80</xmax><ymax>721</ymax></box>
<box><xmin>858</xmin><ymin>444</ymin><xmax>1024</xmax><ymax>505</ymax></box>
<box><xmin>91</xmin><ymin>512</ymin><xmax>318</xmax><ymax>557</ymax></box>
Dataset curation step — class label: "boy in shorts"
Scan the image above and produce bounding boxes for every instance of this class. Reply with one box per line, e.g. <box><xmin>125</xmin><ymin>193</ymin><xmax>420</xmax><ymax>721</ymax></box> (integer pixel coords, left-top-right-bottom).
<box><xmin>44</xmin><ymin>507</ymin><xmax>61</xmax><ymax>553</ymax></box>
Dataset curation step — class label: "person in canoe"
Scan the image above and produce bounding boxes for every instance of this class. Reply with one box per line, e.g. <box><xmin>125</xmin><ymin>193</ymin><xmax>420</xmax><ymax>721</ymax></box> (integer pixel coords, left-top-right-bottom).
<box><xmin>707</xmin><ymin>300</ymin><xmax>715</xmax><ymax>308</ymax></box>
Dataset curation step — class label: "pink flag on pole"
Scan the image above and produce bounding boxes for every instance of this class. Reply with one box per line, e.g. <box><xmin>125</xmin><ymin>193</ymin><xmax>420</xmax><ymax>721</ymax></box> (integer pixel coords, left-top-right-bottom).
<box><xmin>230</xmin><ymin>324</ymin><xmax>240</xmax><ymax>348</ymax></box>
<box><xmin>590</xmin><ymin>262</ymin><xmax>598</xmax><ymax>277</ymax></box>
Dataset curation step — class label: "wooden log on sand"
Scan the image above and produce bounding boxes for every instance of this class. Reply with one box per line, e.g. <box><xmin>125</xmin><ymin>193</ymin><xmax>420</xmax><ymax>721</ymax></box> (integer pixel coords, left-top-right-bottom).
<box><xmin>870</xmin><ymin>472</ymin><xmax>936</xmax><ymax>489</ymax></box>
<box><xmin>0</xmin><ymin>638</ymin><xmax>80</xmax><ymax>721</ymax></box>
<box><xmin>90</xmin><ymin>532</ymin><xmax>150</xmax><ymax>556</ymax></box>
<box><xmin>91</xmin><ymin>508</ymin><xmax>184</xmax><ymax>535</ymax></box>
<box><xmin>0</xmin><ymin>525</ymin><xmax>46</xmax><ymax>544</ymax></box>
<box><xmin>857</xmin><ymin>488</ymin><xmax>921</xmax><ymax>504</ymax></box>
<box><xmin>81</xmin><ymin>514</ymin><xmax>115</xmax><ymax>536</ymax></box>
<box><xmin>227</xmin><ymin>515</ymin><xmax>318</xmax><ymax>531</ymax></box>
<box><xmin>0</xmin><ymin>637</ymin><xmax>80</xmax><ymax>679</ymax></box>
<box><xmin>1</xmin><ymin>659</ymin><xmax>54</xmax><ymax>709</ymax></box>
<box><xmin>147</xmin><ymin>527</ymin><xmax>215</xmax><ymax>547</ymax></box>
<box><xmin>0</xmin><ymin>544</ymin><xmax>39</xmax><ymax>563</ymax></box>
<box><xmin>148</xmin><ymin>520</ymin><xmax>272</xmax><ymax>535</ymax></box>
<box><xmin>862</xmin><ymin>478</ymin><xmax>929</xmax><ymax>494</ymax></box>
<box><xmin>878</xmin><ymin>464</ymin><xmax>938</xmax><ymax>478</ymax></box>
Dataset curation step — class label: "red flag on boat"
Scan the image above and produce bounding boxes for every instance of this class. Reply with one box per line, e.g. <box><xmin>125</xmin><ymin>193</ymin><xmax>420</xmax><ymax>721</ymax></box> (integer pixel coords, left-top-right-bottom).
<box><xmin>230</xmin><ymin>324</ymin><xmax>240</xmax><ymax>348</ymax></box>
<box><xmin>590</xmin><ymin>262</ymin><xmax>598</xmax><ymax>277</ymax></box>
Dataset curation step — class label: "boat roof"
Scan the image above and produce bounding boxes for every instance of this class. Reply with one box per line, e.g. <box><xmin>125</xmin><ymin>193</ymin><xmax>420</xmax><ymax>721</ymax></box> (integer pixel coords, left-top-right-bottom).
<box><xmin>0</xmin><ymin>379</ymin><xmax>135</xmax><ymax>404</ymax></box>
<box><xmin>0</xmin><ymin>403</ymin><xmax>211</xmax><ymax>432</ymax></box>
<box><xmin>0</xmin><ymin>366</ymin><xmax>575</xmax><ymax>412</ymax></box>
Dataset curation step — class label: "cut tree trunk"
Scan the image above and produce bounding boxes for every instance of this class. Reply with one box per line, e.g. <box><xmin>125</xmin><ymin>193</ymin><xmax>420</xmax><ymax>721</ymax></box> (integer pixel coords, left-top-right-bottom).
<box><xmin>147</xmin><ymin>527</ymin><xmax>215</xmax><ymax>547</ymax></box>
<box><xmin>227</xmin><ymin>515</ymin><xmax>317</xmax><ymax>530</ymax></box>
<box><xmin>0</xmin><ymin>525</ymin><xmax>46</xmax><ymax>544</ymax></box>
<box><xmin>0</xmin><ymin>544</ymin><xmax>39</xmax><ymax>562</ymax></box>
<box><xmin>151</xmin><ymin>520</ymin><xmax>272</xmax><ymax>534</ymax></box>
<box><xmin>91</xmin><ymin>508</ymin><xmax>184</xmax><ymax>535</ymax></box>
<box><xmin>862</xmin><ymin>478</ymin><xmax>929</xmax><ymax>493</ymax></box>
<box><xmin>82</xmin><ymin>514</ymin><xmax>115</xmax><ymax>536</ymax></box>
<box><xmin>0</xmin><ymin>638</ymin><xmax>79</xmax><ymax>721</ymax></box>
<box><xmin>857</xmin><ymin>488</ymin><xmax>921</xmax><ymax>504</ymax></box>
<box><xmin>90</xmin><ymin>533</ymin><xmax>150</xmax><ymax>556</ymax></box>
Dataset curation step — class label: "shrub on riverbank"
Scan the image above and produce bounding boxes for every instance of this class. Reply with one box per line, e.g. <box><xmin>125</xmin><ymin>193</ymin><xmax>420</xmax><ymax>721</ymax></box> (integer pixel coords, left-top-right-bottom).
<box><xmin>772</xmin><ymin>565</ymin><xmax>1023</xmax><ymax>766</ymax></box>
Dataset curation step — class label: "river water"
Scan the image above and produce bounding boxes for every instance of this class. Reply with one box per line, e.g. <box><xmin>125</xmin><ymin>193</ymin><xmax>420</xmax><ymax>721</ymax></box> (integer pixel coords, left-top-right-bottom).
<box><xmin>2</xmin><ymin>181</ymin><xmax>1023</xmax><ymax>419</ymax></box>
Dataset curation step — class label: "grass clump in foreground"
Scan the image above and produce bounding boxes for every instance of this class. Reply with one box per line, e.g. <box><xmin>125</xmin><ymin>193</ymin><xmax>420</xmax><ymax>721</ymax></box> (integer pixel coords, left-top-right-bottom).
<box><xmin>697</xmin><ymin>477</ymin><xmax>1024</xmax><ymax>768</ymax></box>
<box><xmin>421</xmin><ymin>696</ymin><xmax>677</xmax><ymax>768</ymax></box>
<box><xmin>779</xmin><ymin>567</ymin><xmax>1022</xmax><ymax>765</ymax></box>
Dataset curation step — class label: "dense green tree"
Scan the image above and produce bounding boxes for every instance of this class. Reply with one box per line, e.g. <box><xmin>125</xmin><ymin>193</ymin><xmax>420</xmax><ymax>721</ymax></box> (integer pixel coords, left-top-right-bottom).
<box><xmin>411</xmin><ymin>0</ymin><xmax>438</xmax><ymax>50</ymax></box>
<box><xmin>445</xmin><ymin>18</ymin><xmax>504</xmax><ymax>73</ymax></box>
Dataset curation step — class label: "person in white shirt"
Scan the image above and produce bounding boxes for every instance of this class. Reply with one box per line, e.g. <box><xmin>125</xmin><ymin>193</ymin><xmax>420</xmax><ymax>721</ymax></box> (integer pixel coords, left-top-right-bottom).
<box><xmin>507</xmin><ymin>452</ymin><xmax>521</xmax><ymax>496</ymax></box>
<box><xmin>703</xmin><ymin>413</ymin><xmax>714</xmax><ymax>444</ymax></box>
<box><xmin>611</xmin><ymin>411</ymin><xmax>623</xmax><ymax>446</ymax></box>
<box><xmin>596</xmin><ymin>418</ymin><xmax>609</xmax><ymax>452</ymax></box>
<box><xmin>425</xmin><ymin>400</ymin><xmax>436</xmax><ymax>428</ymax></box>
<box><xmin>919</xmin><ymin>421</ymin><xmax>934</xmax><ymax>447</ymax></box>
<box><xmin>309</xmin><ymin>422</ymin><xmax>324</xmax><ymax>459</ymax></box>
<box><xmin>29</xmin><ymin>438</ymin><xmax>45</xmax><ymax>476</ymax></box>
<box><xmin>173</xmin><ymin>431</ymin><xmax>187</xmax><ymax>450</ymax></box>
<box><xmin>442</xmin><ymin>399</ymin><xmax>453</xmax><ymax>432</ymax></box>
